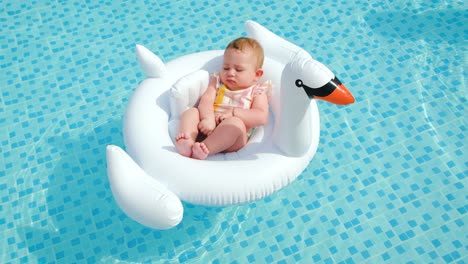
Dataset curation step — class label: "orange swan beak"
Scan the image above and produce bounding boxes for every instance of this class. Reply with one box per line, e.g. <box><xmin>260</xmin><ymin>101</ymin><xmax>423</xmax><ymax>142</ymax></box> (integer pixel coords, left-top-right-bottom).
<box><xmin>315</xmin><ymin>83</ymin><xmax>355</xmax><ymax>105</ymax></box>
<box><xmin>295</xmin><ymin>77</ymin><xmax>355</xmax><ymax>105</ymax></box>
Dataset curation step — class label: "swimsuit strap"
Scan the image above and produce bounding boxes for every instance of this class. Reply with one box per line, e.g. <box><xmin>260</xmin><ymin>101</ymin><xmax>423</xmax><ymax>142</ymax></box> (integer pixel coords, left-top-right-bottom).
<box><xmin>213</xmin><ymin>84</ymin><xmax>227</xmax><ymax>112</ymax></box>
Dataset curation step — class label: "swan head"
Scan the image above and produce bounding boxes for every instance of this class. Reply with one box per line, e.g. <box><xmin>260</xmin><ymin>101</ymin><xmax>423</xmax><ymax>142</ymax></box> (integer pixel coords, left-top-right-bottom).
<box><xmin>245</xmin><ymin>20</ymin><xmax>354</xmax><ymax>105</ymax></box>
<box><xmin>287</xmin><ymin>52</ymin><xmax>355</xmax><ymax>105</ymax></box>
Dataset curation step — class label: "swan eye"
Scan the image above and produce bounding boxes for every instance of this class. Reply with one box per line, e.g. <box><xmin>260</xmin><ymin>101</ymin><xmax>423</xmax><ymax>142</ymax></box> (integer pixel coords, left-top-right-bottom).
<box><xmin>295</xmin><ymin>79</ymin><xmax>303</xmax><ymax>87</ymax></box>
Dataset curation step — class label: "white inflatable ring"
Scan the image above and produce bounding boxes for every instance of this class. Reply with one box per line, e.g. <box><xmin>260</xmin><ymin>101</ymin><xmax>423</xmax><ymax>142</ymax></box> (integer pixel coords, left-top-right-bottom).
<box><xmin>106</xmin><ymin>21</ymin><xmax>354</xmax><ymax>229</ymax></box>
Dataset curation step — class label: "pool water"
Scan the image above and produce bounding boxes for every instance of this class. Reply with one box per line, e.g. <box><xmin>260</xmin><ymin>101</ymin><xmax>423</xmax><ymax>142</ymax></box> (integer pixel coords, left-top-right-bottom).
<box><xmin>1</xmin><ymin>0</ymin><xmax>466</xmax><ymax>263</ymax></box>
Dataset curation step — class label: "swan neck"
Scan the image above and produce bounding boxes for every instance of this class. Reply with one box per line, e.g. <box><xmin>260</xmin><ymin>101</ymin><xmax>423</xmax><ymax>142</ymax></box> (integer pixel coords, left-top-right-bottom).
<box><xmin>273</xmin><ymin>65</ymin><xmax>313</xmax><ymax>156</ymax></box>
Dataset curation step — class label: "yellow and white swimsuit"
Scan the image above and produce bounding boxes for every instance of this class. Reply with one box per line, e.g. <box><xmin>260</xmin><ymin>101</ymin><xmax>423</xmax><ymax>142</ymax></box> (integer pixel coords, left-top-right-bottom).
<box><xmin>212</xmin><ymin>77</ymin><xmax>272</xmax><ymax>138</ymax></box>
<box><xmin>213</xmin><ymin>79</ymin><xmax>272</xmax><ymax>114</ymax></box>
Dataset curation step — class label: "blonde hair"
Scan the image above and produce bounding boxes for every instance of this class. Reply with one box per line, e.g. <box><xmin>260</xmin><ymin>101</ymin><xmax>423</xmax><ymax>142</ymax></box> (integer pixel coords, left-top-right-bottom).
<box><xmin>225</xmin><ymin>37</ymin><xmax>264</xmax><ymax>68</ymax></box>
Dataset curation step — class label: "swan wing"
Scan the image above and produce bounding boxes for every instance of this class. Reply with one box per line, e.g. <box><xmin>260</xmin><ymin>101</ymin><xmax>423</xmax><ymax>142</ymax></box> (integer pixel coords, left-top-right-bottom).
<box><xmin>106</xmin><ymin>145</ymin><xmax>183</xmax><ymax>229</ymax></box>
<box><xmin>136</xmin><ymin>44</ymin><xmax>167</xmax><ymax>78</ymax></box>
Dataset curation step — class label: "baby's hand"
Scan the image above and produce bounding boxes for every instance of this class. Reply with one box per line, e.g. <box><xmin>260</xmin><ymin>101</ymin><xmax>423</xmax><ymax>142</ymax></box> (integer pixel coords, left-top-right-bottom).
<box><xmin>215</xmin><ymin>107</ymin><xmax>238</xmax><ymax>125</ymax></box>
<box><xmin>215</xmin><ymin>107</ymin><xmax>234</xmax><ymax>124</ymax></box>
<box><xmin>208</xmin><ymin>75</ymin><xmax>217</xmax><ymax>87</ymax></box>
<box><xmin>198</xmin><ymin>118</ymin><xmax>216</xmax><ymax>135</ymax></box>
<box><xmin>215</xmin><ymin>113</ymin><xmax>230</xmax><ymax>124</ymax></box>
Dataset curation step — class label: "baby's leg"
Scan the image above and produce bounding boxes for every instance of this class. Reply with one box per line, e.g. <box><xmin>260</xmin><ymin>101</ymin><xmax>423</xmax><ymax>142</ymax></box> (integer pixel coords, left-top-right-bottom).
<box><xmin>192</xmin><ymin>117</ymin><xmax>247</xmax><ymax>160</ymax></box>
<box><xmin>175</xmin><ymin>108</ymin><xmax>200</xmax><ymax>157</ymax></box>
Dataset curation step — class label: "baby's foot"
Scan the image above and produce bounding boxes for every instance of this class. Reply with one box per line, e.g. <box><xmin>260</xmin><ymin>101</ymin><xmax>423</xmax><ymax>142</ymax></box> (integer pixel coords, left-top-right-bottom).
<box><xmin>175</xmin><ymin>132</ymin><xmax>194</xmax><ymax>157</ymax></box>
<box><xmin>192</xmin><ymin>142</ymin><xmax>210</xmax><ymax>160</ymax></box>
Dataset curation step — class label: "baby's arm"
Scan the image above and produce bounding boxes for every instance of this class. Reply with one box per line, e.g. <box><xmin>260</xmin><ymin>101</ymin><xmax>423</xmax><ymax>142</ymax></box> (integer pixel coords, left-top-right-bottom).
<box><xmin>197</xmin><ymin>76</ymin><xmax>217</xmax><ymax>134</ymax></box>
<box><xmin>232</xmin><ymin>93</ymin><xmax>269</xmax><ymax>129</ymax></box>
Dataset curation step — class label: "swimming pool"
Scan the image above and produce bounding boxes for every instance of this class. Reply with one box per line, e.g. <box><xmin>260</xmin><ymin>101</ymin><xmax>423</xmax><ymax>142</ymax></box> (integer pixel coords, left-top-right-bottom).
<box><xmin>1</xmin><ymin>0</ymin><xmax>466</xmax><ymax>263</ymax></box>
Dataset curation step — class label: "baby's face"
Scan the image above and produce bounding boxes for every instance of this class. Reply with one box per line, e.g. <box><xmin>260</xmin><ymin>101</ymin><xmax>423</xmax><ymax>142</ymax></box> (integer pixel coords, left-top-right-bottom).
<box><xmin>220</xmin><ymin>48</ymin><xmax>263</xmax><ymax>91</ymax></box>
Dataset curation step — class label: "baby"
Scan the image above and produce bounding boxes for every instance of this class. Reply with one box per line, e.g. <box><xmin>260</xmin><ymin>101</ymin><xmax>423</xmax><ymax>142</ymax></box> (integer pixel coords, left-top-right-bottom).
<box><xmin>175</xmin><ymin>37</ymin><xmax>271</xmax><ymax>160</ymax></box>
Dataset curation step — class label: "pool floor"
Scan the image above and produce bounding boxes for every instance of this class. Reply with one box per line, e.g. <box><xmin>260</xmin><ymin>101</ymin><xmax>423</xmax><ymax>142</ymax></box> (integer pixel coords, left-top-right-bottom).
<box><xmin>0</xmin><ymin>0</ymin><xmax>466</xmax><ymax>263</ymax></box>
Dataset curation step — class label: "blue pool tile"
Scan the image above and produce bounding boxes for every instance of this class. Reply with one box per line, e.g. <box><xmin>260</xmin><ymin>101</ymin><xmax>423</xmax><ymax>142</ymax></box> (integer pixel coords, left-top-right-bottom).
<box><xmin>0</xmin><ymin>0</ymin><xmax>467</xmax><ymax>263</ymax></box>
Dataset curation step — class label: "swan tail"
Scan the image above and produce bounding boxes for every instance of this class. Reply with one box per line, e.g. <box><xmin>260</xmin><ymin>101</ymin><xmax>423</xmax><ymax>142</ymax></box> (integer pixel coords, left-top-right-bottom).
<box><xmin>106</xmin><ymin>145</ymin><xmax>183</xmax><ymax>229</ymax></box>
<box><xmin>135</xmin><ymin>45</ymin><xmax>167</xmax><ymax>78</ymax></box>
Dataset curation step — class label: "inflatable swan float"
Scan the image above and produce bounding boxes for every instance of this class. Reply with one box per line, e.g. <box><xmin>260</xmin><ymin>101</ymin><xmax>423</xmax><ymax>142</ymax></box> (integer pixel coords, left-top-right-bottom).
<box><xmin>106</xmin><ymin>21</ymin><xmax>354</xmax><ymax>229</ymax></box>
